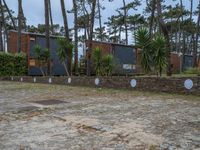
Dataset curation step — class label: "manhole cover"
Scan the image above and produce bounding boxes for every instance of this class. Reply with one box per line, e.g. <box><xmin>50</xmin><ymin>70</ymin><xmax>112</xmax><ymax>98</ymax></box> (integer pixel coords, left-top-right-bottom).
<box><xmin>32</xmin><ymin>99</ymin><xmax>67</xmax><ymax>105</ymax></box>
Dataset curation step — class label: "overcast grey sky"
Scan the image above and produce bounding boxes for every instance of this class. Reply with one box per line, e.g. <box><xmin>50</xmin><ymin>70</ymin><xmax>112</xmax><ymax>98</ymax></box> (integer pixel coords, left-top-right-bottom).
<box><xmin>6</xmin><ymin>0</ymin><xmax>199</xmax><ymax>28</ymax></box>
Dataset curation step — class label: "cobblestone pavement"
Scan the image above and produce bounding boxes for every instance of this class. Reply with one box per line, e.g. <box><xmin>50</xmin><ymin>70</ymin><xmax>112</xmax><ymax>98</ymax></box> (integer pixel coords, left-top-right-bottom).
<box><xmin>0</xmin><ymin>81</ymin><xmax>199</xmax><ymax>150</ymax></box>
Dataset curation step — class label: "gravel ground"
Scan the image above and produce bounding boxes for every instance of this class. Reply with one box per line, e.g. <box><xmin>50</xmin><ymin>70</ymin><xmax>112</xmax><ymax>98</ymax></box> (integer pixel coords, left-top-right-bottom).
<box><xmin>0</xmin><ymin>81</ymin><xmax>199</xmax><ymax>150</ymax></box>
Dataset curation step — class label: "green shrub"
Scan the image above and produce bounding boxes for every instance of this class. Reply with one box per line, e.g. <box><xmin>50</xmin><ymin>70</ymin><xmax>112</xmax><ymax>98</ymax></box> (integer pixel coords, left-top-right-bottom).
<box><xmin>56</xmin><ymin>38</ymin><xmax>73</xmax><ymax>76</ymax></box>
<box><xmin>0</xmin><ymin>52</ymin><xmax>27</xmax><ymax>76</ymax></box>
<box><xmin>34</xmin><ymin>45</ymin><xmax>50</xmax><ymax>76</ymax></box>
<box><xmin>135</xmin><ymin>28</ymin><xmax>167</xmax><ymax>76</ymax></box>
<box><xmin>92</xmin><ymin>47</ymin><xmax>115</xmax><ymax>76</ymax></box>
<box><xmin>152</xmin><ymin>35</ymin><xmax>167</xmax><ymax>76</ymax></box>
<box><xmin>102</xmin><ymin>55</ymin><xmax>114</xmax><ymax>76</ymax></box>
<box><xmin>135</xmin><ymin>28</ymin><xmax>152</xmax><ymax>73</ymax></box>
<box><xmin>92</xmin><ymin>47</ymin><xmax>103</xmax><ymax>76</ymax></box>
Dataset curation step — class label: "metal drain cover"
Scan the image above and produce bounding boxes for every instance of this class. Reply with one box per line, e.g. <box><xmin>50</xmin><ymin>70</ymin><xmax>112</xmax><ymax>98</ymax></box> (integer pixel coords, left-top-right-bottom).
<box><xmin>32</xmin><ymin>99</ymin><xmax>67</xmax><ymax>105</ymax></box>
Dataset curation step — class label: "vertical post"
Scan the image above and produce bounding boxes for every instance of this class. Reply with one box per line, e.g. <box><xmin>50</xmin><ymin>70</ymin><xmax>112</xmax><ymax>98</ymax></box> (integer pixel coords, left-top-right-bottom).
<box><xmin>123</xmin><ymin>0</ymin><xmax>128</xmax><ymax>45</ymax></box>
<box><xmin>44</xmin><ymin>0</ymin><xmax>51</xmax><ymax>75</ymax></box>
<box><xmin>0</xmin><ymin>0</ymin><xmax>4</xmax><ymax>51</ymax></box>
<box><xmin>17</xmin><ymin>0</ymin><xmax>22</xmax><ymax>53</ymax></box>
<box><xmin>87</xmin><ymin>0</ymin><xmax>96</xmax><ymax>76</ymax></box>
<box><xmin>73</xmin><ymin>0</ymin><xmax>78</xmax><ymax>75</ymax></box>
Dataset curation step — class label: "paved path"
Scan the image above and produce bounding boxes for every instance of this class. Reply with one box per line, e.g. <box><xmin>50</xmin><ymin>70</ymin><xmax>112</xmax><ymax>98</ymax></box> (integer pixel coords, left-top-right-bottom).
<box><xmin>0</xmin><ymin>81</ymin><xmax>200</xmax><ymax>150</ymax></box>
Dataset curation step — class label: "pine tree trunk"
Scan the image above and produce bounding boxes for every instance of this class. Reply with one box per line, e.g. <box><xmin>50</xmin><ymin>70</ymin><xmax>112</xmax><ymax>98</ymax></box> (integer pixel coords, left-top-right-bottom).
<box><xmin>60</xmin><ymin>0</ymin><xmax>69</xmax><ymax>40</ymax></box>
<box><xmin>175</xmin><ymin>29</ymin><xmax>178</xmax><ymax>52</ymax></box>
<box><xmin>190</xmin><ymin>0</ymin><xmax>193</xmax><ymax>21</ymax></box>
<box><xmin>149</xmin><ymin>0</ymin><xmax>156</xmax><ymax>38</ymax></box>
<box><xmin>44</xmin><ymin>0</ymin><xmax>51</xmax><ymax>75</ymax></box>
<box><xmin>0</xmin><ymin>0</ymin><xmax>4</xmax><ymax>51</ymax></box>
<box><xmin>156</xmin><ymin>0</ymin><xmax>172</xmax><ymax>76</ymax></box>
<box><xmin>119</xmin><ymin>25</ymin><xmax>122</xmax><ymax>42</ymax></box>
<box><xmin>190</xmin><ymin>0</ymin><xmax>194</xmax><ymax>57</ymax></box>
<box><xmin>48</xmin><ymin>0</ymin><xmax>54</xmax><ymax>34</ymax></box>
<box><xmin>60</xmin><ymin>0</ymin><xmax>71</xmax><ymax>75</ymax></box>
<box><xmin>0</xmin><ymin>0</ymin><xmax>5</xmax><ymax>51</ymax></box>
<box><xmin>180</xmin><ymin>0</ymin><xmax>187</xmax><ymax>71</ymax></box>
<box><xmin>40</xmin><ymin>67</ymin><xmax>45</xmax><ymax>76</ymax></box>
<box><xmin>63</xmin><ymin>62</ymin><xmax>70</xmax><ymax>77</ymax></box>
<box><xmin>82</xmin><ymin>1</ymin><xmax>90</xmax><ymax>38</ymax></box>
<box><xmin>123</xmin><ymin>0</ymin><xmax>128</xmax><ymax>45</ymax></box>
<box><xmin>2</xmin><ymin>0</ymin><xmax>16</xmax><ymax>30</ymax></box>
<box><xmin>17</xmin><ymin>0</ymin><xmax>22</xmax><ymax>53</ymax></box>
<box><xmin>194</xmin><ymin>0</ymin><xmax>200</xmax><ymax>67</ymax></box>
<box><xmin>20</xmin><ymin>2</ymin><xmax>26</xmax><ymax>30</ymax></box>
<box><xmin>87</xmin><ymin>0</ymin><xmax>96</xmax><ymax>76</ymax></box>
<box><xmin>73</xmin><ymin>0</ymin><xmax>78</xmax><ymax>75</ymax></box>
<box><xmin>97</xmin><ymin>0</ymin><xmax>103</xmax><ymax>41</ymax></box>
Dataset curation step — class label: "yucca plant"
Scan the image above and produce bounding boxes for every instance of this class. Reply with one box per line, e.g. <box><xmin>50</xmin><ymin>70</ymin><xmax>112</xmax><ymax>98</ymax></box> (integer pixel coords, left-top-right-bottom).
<box><xmin>102</xmin><ymin>54</ymin><xmax>114</xmax><ymax>76</ymax></box>
<box><xmin>152</xmin><ymin>35</ymin><xmax>167</xmax><ymax>76</ymax></box>
<box><xmin>92</xmin><ymin>47</ymin><xmax>102</xmax><ymax>76</ymax></box>
<box><xmin>43</xmin><ymin>48</ymin><xmax>50</xmax><ymax>76</ymax></box>
<box><xmin>34</xmin><ymin>44</ymin><xmax>46</xmax><ymax>76</ymax></box>
<box><xmin>135</xmin><ymin>28</ymin><xmax>152</xmax><ymax>73</ymax></box>
<box><xmin>56</xmin><ymin>38</ymin><xmax>73</xmax><ymax>76</ymax></box>
<box><xmin>42</xmin><ymin>48</ymin><xmax>50</xmax><ymax>62</ymax></box>
<box><xmin>135</xmin><ymin>28</ymin><xmax>167</xmax><ymax>76</ymax></box>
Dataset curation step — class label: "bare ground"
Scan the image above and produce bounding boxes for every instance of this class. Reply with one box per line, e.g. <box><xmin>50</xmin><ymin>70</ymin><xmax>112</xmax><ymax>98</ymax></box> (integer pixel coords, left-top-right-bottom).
<box><xmin>0</xmin><ymin>81</ymin><xmax>199</xmax><ymax>150</ymax></box>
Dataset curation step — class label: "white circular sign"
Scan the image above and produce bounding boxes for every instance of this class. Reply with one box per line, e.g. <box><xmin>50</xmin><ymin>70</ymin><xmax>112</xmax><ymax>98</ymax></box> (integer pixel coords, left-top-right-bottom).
<box><xmin>33</xmin><ymin>77</ymin><xmax>36</xmax><ymax>83</ymax></box>
<box><xmin>20</xmin><ymin>77</ymin><xmax>23</xmax><ymax>82</ymax></box>
<box><xmin>95</xmin><ymin>78</ymin><xmax>100</xmax><ymax>86</ymax></box>
<box><xmin>68</xmin><ymin>78</ymin><xmax>72</xmax><ymax>84</ymax></box>
<box><xmin>184</xmin><ymin>79</ymin><xmax>193</xmax><ymax>90</ymax></box>
<box><xmin>130</xmin><ymin>79</ymin><xmax>137</xmax><ymax>88</ymax></box>
<box><xmin>49</xmin><ymin>78</ymin><xmax>52</xmax><ymax>84</ymax></box>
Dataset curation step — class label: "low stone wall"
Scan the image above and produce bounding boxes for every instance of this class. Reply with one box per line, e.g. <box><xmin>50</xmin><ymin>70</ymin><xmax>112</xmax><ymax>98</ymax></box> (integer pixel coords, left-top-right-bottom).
<box><xmin>1</xmin><ymin>76</ymin><xmax>200</xmax><ymax>96</ymax></box>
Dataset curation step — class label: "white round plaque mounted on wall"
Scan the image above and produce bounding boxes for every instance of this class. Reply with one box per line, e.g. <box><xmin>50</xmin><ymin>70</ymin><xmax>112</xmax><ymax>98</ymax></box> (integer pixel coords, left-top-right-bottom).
<box><xmin>33</xmin><ymin>77</ymin><xmax>36</xmax><ymax>83</ymax></box>
<box><xmin>95</xmin><ymin>78</ymin><xmax>100</xmax><ymax>86</ymax></box>
<box><xmin>68</xmin><ymin>77</ymin><xmax>72</xmax><ymax>84</ymax></box>
<box><xmin>49</xmin><ymin>78</ymin><xmax>52</xmax><ymax>84</ymax></box>
<box><xmin>130</xmin><ymin>79</ymin><xmax>137</xmax><ymax>88</ymax></box>
<box><xmin>184</xmin><ymin>79</ymin><xmax>193</xmax><ymax>90</ymax></box>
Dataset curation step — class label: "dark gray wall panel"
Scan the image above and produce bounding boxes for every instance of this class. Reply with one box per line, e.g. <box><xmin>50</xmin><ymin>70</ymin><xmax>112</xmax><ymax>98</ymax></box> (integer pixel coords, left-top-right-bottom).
<box><xmin>29</xmin><ymin>36</ymin><xmax>67</xmax><ymax>76</ymax></box>
<box><xmin>113</xmin><ymin>45</ymin><xmax>136</xmax><ymax>74</ymax></box>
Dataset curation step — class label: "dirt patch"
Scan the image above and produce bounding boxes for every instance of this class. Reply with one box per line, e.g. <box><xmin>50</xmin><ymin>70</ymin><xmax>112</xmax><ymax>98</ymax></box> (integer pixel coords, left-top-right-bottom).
<box><xmin>32</xmin><ymin>99</ymin><xmax>67</xmax><ymax>105</ymax></box>
<box><xmin>54</xmin><ymin>115</ymin><xmax>163</xmax><ymax>147</ymax></box>
<box><xmin>16</xmin><ymin>106</ymin><xmax>38</xmax><ymax>113</ymax></box>
<box><xmin>0</xmin><ymin>82</ymin><xmax>200</xmax><ymax>150</ymax></box>
<box><xmin>102</xmin><ymin>122</ymin><xmax>163</xmax><ymax>148</ymax></box>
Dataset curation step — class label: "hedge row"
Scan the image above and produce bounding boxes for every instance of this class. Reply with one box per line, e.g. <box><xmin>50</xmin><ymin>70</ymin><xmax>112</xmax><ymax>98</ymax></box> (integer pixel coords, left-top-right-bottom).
<box><xmin>0</xmin><ymin>52</ymin><xmax>27</xmax><ymax>76</ymax></box>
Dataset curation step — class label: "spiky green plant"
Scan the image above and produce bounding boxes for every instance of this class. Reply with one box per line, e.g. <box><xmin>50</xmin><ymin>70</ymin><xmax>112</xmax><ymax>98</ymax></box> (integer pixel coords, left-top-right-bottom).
<box><xmin>92</xmin><ymin>47</ymin><xmax>102</xmax><ymax>76</ymax></box>
<box><xmin>43</xmin><ymin>48</ymin><xmax>50</xmax><ymax>76</ymax></box>
<box><xmin>102</xmin><ymin>54</ymin><xmax>114</xmax><ymax>76</ymax></box>
<box><xmin>56</xmin><ymin>38</ymin><xmax>73</xmax><ymax>76</ymax></box>
<box><xmin>42</xmin><ymin>48</ymin><xmax>50</xmax><ymax>61</ymax></box>
<box><xmin>34</xmin><ymin>44</ymin><xmax>46</xmax><ymax>76</ymax></box>
<box><xmin>135</xmin><ymin>28</ymin><xmax>152</xmax><ymax>73</ymax></box>
<box><xmin>152</xmin><ymin>35</ymin><xmax>167</xmax><ymax>76</ymax></box>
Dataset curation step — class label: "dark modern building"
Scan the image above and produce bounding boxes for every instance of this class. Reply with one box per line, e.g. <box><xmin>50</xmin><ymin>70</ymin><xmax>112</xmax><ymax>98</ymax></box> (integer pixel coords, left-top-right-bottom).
<box><xmin>85</xmin><ymin>40</ymin><xmax>140</xmax><ymax>75</ymax></box>
<box><xmin>8</xmin><ymin>30</ymin><xmax>70</xmax><ymax>76</ymax></box>
<box><xmin>85</xmin><ymin>41</ymin><xmax>198</xmax><ymax>74</ymax></box>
